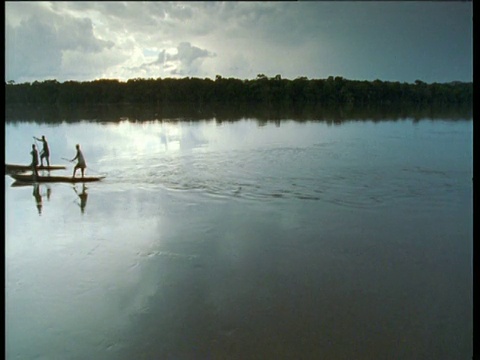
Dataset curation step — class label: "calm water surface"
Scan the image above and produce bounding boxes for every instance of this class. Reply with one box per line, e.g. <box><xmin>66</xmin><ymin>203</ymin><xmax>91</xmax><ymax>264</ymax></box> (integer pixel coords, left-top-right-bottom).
<box><xmin>5</xmin><ymin>117</ymin><xmax>472</xmax><ymax>359</ymax></box>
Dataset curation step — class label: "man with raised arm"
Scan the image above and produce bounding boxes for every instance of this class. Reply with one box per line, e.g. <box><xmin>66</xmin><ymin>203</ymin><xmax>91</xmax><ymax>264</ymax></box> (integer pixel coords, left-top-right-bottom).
<box><xmin>33</xmin><ymin>135</ymin><xmax>50</xmax><ymax>167</ymax></box>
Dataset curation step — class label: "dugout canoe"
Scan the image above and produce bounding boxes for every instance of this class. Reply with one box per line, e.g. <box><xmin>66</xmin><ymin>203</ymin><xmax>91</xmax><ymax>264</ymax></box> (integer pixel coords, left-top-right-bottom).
<box><xmin>5</xmin><ymin>163</ymin><xmax>67</xmax><ymax>173</ymax></box>
<box><xmin>9</xmin><ymin>173</ymin><xmax>105</xmax><ymax>183</ymax></box>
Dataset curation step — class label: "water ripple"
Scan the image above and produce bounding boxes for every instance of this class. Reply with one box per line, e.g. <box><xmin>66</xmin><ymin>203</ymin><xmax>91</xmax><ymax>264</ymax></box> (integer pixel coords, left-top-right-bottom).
<box><xmin>97</xmin><ymin>146</ymin><xmax>468</xmax><ymax>210</ymax></box>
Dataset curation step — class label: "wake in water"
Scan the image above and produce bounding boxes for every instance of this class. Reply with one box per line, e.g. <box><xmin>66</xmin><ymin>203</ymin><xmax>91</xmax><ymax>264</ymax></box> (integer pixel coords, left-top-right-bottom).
<box><xmin>98</xmin><ymin>147</ymin><xmax>465</xmax><ymax>210</ymax></box>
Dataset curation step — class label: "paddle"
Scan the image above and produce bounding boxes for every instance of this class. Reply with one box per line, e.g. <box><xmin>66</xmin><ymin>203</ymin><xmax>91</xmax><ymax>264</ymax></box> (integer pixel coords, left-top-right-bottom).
<box><xmin>62</xmin><ymin>157</ymin><xmax>103</xmax><ymax>176</ymax></box>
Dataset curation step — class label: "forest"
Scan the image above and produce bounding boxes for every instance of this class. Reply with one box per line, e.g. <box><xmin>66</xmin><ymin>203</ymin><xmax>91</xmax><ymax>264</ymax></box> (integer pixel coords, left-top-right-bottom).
<box><xmin>5</xmin><ymin>75</ymin><xmax>473</xmax><ymax>108</ymax></box>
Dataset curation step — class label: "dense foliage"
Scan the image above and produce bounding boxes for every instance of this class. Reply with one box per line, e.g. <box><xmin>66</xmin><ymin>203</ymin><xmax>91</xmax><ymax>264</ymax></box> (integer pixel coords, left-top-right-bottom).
<box><xmin>5</xmin><ymin>75</ymin><xmax>473</xmax><ymax>107</ymax></box>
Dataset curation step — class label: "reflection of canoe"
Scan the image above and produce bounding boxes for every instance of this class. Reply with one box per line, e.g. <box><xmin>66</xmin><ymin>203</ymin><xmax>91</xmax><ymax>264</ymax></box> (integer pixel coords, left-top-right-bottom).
<box><xmin>5</xmin><ymin>163</ymin><xmax>67</xmax><ymax>173</ymax></box>
<box><xmin>11</xmin><ymin>181</ymin><xmax>53</xmax><ymax>188</ymax></box>
<box><xmin>10</xmin><ymin>173</ymin><xmax>105</xmax><ymax>183</ymax></box>
<box><xmin>11</xmin><ymin>181</ymin><xmax>34</xmax><ymax>187</ymax></box>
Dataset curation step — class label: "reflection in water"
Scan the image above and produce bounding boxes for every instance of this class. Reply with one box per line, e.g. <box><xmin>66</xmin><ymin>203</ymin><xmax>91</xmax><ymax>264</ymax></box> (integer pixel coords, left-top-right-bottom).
<box><xmin>30</xmin><ymin>183</ymin><xmax>52</xmax><ymax>215</ymax></box>
<box><xmin>4</xmin><ymin>101</ymin><xmax>473</xmax><ymax>124</ymax></box>
<box><xmin>11</xmin><ymin>181</ymin><xmax>90</xmax><ymax>214</ymax></box>
<box><xmin>10</xmin><ymin>181</ymin><xmax>89</xmax><ymax>215</ymax></box>
<box><xmin>5</xmin><ymin>118</ymin><xmax>473</xmax><ymax>359</ymax></box>
<box><xmin>73</xmin><ymin>184</ymin><xmax>89</xmax><ymax>214</ymax></box>
<box><xmin>32</xmin><ymin>184</ymin><xmax>42</xmax><ymax>215</ymax></box>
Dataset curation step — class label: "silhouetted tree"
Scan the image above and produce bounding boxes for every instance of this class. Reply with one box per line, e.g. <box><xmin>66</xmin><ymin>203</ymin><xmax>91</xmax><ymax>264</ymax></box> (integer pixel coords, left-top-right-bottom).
<box><xmin>5</xmin><ymin>76</ymin><xmax>472</xmax><ymax>110</ymax></box>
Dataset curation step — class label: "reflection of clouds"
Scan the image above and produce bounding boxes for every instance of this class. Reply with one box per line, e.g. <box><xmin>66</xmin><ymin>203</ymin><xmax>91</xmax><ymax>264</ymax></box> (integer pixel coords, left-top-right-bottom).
<box><xmin>97</xmin><ymin>121</ymin><xmax>185</xmax><ymax>163</ymax></box>
<box><xmin>6</xmin><ymin>119</ymin><xmax>474</xmax><ymax>359</ymax></box>
<box><xmin>95</xmin><ymin>121</ymin><xmax>217</xmax><ymax>166</ymax></box>
<box><xmin>23</xmin><ymin>212</ymin><xmax>169</xmax><ymax>357</ymax></box>
<box><xmin>115</xmin><ymin>121</ymin><xmax>166</xmax><ymax>157</ymax></box>
<box><xmin>6</xmin><ymin>192</ymin><xmax>169</xmax><ymax>359</ymax></box>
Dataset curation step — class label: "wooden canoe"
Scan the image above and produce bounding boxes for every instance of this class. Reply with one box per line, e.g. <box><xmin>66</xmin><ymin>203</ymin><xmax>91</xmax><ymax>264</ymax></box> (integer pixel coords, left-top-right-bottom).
<box><xmin>9</xmin><ymin>173</ymin><xmax>105</xmax><ymax>183</ymax></box>
<box><xmin>5</xmin><ymin>163</ymin><xmax>67</xmax><ymax>173</ymax></box>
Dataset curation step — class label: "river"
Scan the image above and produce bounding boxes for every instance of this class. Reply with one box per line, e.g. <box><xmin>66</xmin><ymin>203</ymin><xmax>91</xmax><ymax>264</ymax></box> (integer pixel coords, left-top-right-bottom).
<box><xmin>5</xmin><ymin>115</ymin><xmax>473</xmax><ymax>359</ymax></box>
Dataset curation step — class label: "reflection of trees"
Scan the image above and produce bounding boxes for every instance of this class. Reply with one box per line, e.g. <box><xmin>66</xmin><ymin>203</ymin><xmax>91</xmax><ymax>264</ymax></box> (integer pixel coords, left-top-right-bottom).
<box><xmin>5</xmin><ymin>76</ymin><xmax>472</xmax><ymax>122</ymax></box>
<box><xmin>5</xmin><ymin>101</ymin><xmax>472</xmax><ymax>125</ymax></box>
<box><xmin>5</xmin><ymin>74</ymin><xmax>473</xmax><ymax>112</ymax></box>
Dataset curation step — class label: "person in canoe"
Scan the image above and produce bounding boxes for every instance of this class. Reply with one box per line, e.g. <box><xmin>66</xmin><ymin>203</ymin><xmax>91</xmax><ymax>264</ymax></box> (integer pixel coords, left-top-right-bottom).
<box><xmin>30</xmin><ymin>144</ymin><xmax>39</xmax><ymax>177</ymax></box>
<box><xmin>33</xmin><ymin>135</ymin><xmax>50</xmax><ymax>167</ymax></box>
<box><xmin>70</xmin><ymin>144</ymin><xmax>87</xmax><ymax>178</ymax></box>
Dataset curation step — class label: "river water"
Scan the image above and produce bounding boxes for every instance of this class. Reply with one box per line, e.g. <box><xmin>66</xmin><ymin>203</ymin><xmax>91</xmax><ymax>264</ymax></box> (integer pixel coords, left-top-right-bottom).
<box><xmin>5</xmin><ymin>116</ymin><xmax>473</xmax><ymax>359</ymax></box>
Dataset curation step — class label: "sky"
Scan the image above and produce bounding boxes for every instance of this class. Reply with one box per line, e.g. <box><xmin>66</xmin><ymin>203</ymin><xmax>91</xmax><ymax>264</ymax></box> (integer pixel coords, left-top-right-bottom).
<box><xmin>4</xmin><ymin>1</ymin><xmax>473</xmax><ymax>84</ymax></box>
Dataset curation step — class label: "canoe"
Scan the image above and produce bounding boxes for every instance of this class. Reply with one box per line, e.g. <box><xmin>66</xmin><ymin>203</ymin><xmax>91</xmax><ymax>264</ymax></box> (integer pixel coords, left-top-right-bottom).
<box><xmin>9</xmin><ymin>173</ymin><xmax>105</xmax><ymax>183</ymax></box>
<box><xmin>5</xmin><ymin>163</ymin><xmax>67</xmax><ymax>173</ymax></box>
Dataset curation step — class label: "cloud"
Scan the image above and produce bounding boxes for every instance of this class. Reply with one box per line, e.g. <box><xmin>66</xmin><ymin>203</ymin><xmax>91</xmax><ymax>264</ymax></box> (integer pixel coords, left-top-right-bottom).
<box><xmin>126</xmin><ymin>42</ymin><xmax>216</xmax><ymax>79</ymax></box>
<box><xmin>149</xmin><ymin>50</ymin><xmax>167</xmax><ymax>67</ymax></box>
<box><xmin>5</xmin><ymin>2</ymin><xmax>473</xmax><ymax>83</ymax></box>
<box><xmin>166</xmin><ymin>42</ymin><xmax>215</xmax><ymax>75</ymax></box>
<box><xmin>5</xmin><ymin>3</ymin><xmax>115</xmax><ymax>82</ymax></box>
<box><xmin>126</xmin><ymin>50</ymin><xmax>166</xmax><ymax>78</ymax></box>
<box><xmin>57</xmin><ymin>16</ymin><xmax>114</xmax><ymax>53</ymax></box>
<box><xmin>6</xmin><ymin>20</ymin><xmax>61</xmax><ymax>81</ymax></box>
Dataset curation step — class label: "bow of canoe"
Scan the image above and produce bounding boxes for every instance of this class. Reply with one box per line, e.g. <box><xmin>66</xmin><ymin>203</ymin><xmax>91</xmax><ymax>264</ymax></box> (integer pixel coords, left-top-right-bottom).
<box><xmin>5</xmin><ymin>163</ymin><xmax>67</xmax><ymax>173</ymax></box>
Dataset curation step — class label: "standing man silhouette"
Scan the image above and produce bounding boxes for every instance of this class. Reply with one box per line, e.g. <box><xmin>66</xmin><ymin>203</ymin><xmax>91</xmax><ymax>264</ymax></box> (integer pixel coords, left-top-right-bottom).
<box><xmin>30</xmin><ymin>144</ymin><xmax>39</xmax><ymax>177</ymax></box>
<box><xmin>70</xmin><ymin>144</ymin><xmax>87</xmax><ymax>178</ymax></box>
<box><xmin>34</xmin><ymin>135</ymin><xmax>50</xmax><ymax>167</ymax></box>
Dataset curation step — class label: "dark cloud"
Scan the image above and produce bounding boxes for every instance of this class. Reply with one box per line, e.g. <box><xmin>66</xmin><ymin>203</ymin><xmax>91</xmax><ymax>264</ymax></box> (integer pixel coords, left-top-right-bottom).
<box><xmin>128</xmin><ymin>50</ymin><xmax>167</xmax><ymax>74</ymax></box>
<box><xmin>167</xmin><ymin>43</ymin><xmax>213</xmax><ymax>67</ymax></box>
<box><xmin>166</xmin><ymin>42</ymin><xmax>216</xmax><ymax>76</ymax></box>
<box><xmin>6</xmin><ymin>19</ymin><xmax>62</xmax><ymax>81</ymax></box>
<box><xmin>152</xmin><ymin>50</ymin><xmax>167</xmax><ymax>66</ymax></box>
<box><xmin>58</xmin><ymin>17</ymin><xmax>114</xmax><ymax>53</ymax></box>
<box><xmin>5</xmin><ymin>6</ymin><xmax>114</xmax><ymax>82</ymax></box>
<box><xmin>128</xmin><ymin>42</ymin><xmax>216</xmax><ymax>78</ymax></box>
<box><xmin>5</xmin><ymin>2</ymin><xmax>473</xmax><ymax>83</ymax></box>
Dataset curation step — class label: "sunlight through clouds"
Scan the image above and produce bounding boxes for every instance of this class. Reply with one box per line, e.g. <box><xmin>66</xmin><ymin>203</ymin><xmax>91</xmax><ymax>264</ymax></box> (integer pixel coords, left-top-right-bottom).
<box><xmin>5</xmin><ymin>1</ymin><xmax>472</xmax><ymax>83</ymax></box>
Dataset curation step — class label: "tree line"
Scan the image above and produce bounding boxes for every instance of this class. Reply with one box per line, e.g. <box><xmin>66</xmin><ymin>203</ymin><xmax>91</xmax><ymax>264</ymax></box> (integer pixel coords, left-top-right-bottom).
<box><xmin>5</xmin><ymin>75</ymin><xmax>472</xmax><ymax>107</ymax></box>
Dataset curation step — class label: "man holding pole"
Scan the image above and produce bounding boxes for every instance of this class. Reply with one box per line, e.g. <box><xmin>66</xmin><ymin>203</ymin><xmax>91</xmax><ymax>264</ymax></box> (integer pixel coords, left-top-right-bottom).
<box><xmin>70</xmin><ymin>144</ymin><xmax>87</xmax><ymax>178</ymax></box>
<box><xmin>33</xmin><ymin>135</ymin><xmax>50</xmax><ymax>167</ymax></box>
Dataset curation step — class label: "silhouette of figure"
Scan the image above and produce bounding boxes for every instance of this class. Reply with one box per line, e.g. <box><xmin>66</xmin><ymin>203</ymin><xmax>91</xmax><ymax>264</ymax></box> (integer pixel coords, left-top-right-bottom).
<box><xmin>33</xmin><ymin>135</ymin><xmax>50</xmax><ymax>167</ymax></box>
<box><xmin>30</xmin><ymin>144</ymin><xmax>39</xmax><ymax>177</ymax></box>
<box><xmin>74</xmin><ymin>184</ymin><xmax>88</xmax><ymax>214</ymax></box>
<box><xmin>33</xmin><ymin>183</ymin><xmax>42</xmax><ymax>214</ymax></box>
<box><xmin>70</xmin><ymin>144</ymin><xmax>87</xmax><ymax>178</ymax></box>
